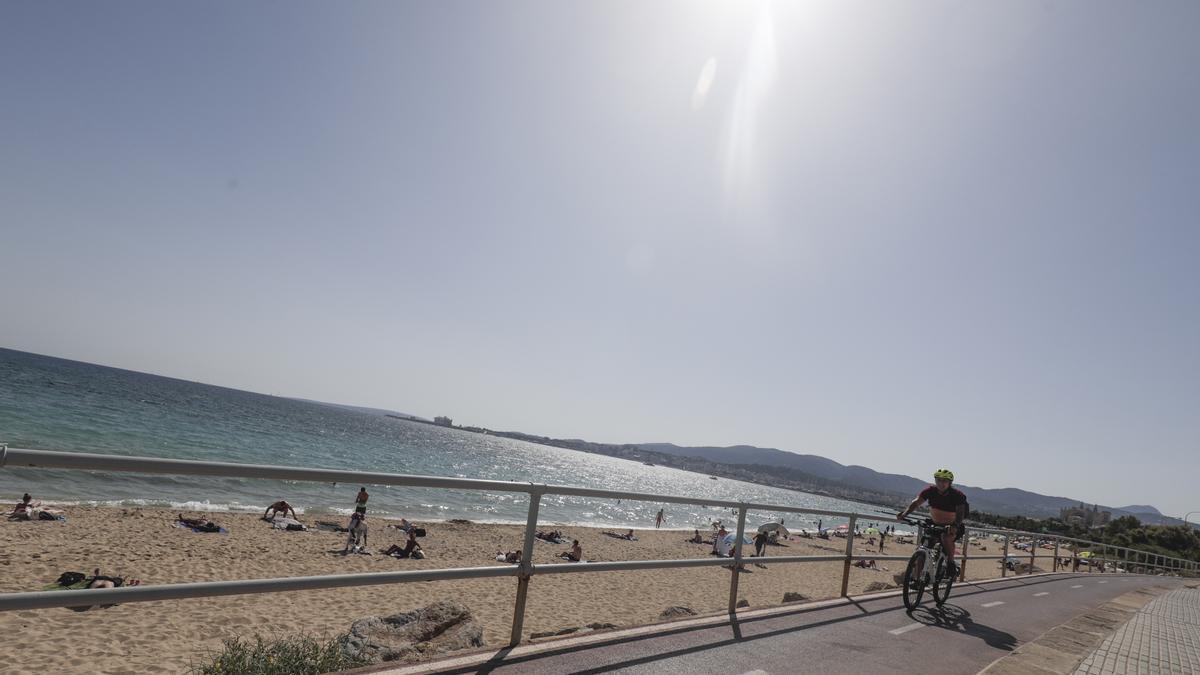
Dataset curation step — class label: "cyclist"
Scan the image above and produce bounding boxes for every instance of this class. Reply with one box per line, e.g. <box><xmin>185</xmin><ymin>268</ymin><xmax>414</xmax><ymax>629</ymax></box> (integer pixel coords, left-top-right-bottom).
<box><xmin>897</xmin><ymin>469</ymin><xmax>968</xmax><ymax>577</ymax></box>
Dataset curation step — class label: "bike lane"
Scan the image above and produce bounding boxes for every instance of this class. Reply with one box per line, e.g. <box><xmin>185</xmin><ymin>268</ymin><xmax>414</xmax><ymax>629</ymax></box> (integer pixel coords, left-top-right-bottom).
<box><xmin>375</xmin><ymin>574</ymin><xmax>1188</xmax><ymax>675</ymax></box>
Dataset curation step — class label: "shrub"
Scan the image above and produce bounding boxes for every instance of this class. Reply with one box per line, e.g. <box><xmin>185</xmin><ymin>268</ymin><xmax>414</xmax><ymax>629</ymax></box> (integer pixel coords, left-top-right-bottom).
<box><xmin>192</xmin><ymin>633</ymin><xmax>368</xmax><ymax>675</ymax></box>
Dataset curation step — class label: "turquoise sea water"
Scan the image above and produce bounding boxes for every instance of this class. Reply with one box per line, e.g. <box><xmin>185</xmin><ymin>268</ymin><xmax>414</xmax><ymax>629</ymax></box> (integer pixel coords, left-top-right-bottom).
<box><xmin>0</xmin><ymin>348</ymin><xmax>893</xmax><ymax>529</ymax></box>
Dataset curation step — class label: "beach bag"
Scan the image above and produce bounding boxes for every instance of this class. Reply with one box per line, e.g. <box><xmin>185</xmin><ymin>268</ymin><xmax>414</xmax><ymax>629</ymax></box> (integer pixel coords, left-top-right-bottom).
<box><xmin>56</xmin><ymin>572</ymin><xmax>86</xmax><ymax>587</ymax></box>
<box><xmin>414</xmin><ymin>527</ymin><xmax>426</xmax><ymax>537</ymax></box>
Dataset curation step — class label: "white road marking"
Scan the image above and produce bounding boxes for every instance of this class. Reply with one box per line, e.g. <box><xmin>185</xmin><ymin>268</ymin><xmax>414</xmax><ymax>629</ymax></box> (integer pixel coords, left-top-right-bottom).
<box><xmin>1098</xmin><ymin>580</ymin><xmax>1108</xmax><ymax>584</ymax></box>
<box><xmin>981</xmin><ymin>601</ymin><xmax>1005</xmax><ymax>607</ymax></box>
<box><xmin>738</xmin><ymin>671</ymin><xmax>770</xmax><ymax>675</ymax></box>
<box><xmin>1034</xmin><ymin>592</ymin><xmax>1050</xmax><ymax>596</ymax></box>
<box><xmin>889</xmin><ymin>623</ymin><xmax>924</xmax><ymax>635</ymax></box>
<box><xmin>1071</xmin><ymin>584</ymin><xmax>1083</xmax><ymax>588</ymax></box>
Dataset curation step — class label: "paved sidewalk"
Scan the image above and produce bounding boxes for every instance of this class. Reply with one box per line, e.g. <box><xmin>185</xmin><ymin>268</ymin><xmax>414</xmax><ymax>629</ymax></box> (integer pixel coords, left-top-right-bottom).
<box><xmin>1073</xmin><ymin>586</ymin><xmax>1200</xmax><ymax>674</ymax></box>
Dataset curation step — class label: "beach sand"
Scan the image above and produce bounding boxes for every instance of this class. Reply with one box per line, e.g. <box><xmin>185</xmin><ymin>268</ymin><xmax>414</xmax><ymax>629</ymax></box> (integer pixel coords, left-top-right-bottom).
<box><xmin>0</xmin><ymin>507</ymin><xmax>1034</xmax><ymax>674</ymax></box>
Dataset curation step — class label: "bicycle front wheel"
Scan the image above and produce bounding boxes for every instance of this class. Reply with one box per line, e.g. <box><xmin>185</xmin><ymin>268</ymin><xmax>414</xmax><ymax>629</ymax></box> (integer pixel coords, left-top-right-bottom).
<box><xmin>903</xmin><ymin>550</ymin><xmax>927</xmax><ymax>611</ymax></box>
<box><xmin>933</xmin><ymin>558</ymin><xmax>954</xmax><ymax>606</ymax></box>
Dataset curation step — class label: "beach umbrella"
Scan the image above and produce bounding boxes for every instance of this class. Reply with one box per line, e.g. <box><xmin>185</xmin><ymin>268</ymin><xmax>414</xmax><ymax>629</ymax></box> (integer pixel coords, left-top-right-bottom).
<box><xmin>722</xmin><ymin>532</ymin><xmax>754</xmax><ymax>546</ymax></box>
<box><xmin>863</xmin><ymin>526</ymin><xmax>880</xmax><ymax>536</ymax></box>
<box><xmin>834</xmin><ymin>524</ymin><xmax>850</xmax><ymax>531</ymax></box>
<box><xmin>757</xmin><ymin>522</ymin><xmax>789</xmax><ymax>537</ymax></box>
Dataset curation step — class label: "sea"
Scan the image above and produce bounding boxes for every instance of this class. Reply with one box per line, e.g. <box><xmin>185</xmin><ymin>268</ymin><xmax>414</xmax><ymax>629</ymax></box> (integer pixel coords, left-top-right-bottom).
<box><xmin>0</xmin><ymin>348</ymin><xmax>895</xmax><ymax>530</ymax></box>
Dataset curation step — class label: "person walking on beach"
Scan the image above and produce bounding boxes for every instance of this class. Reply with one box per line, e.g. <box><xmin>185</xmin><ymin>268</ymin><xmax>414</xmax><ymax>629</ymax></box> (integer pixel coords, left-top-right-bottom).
<box><xmin>354</xmin><ymin>487</ymin><xmax>369</xmax><ymax>516</ymax></box>
<box><xmin>753</xmin><ymin>530</ymin><xmax>768</xmax><ymax>557</ymax></box>
<box><xmin>264</xmin><ymin>500</ymin><xmax>297</xmax><ymax>521</ymax></box>
<box><xmin>655</xmin><ymin>508</ymin><xmax>665</xmax><ymax>529</ymax></box>
<box><xmin>878</xmin><ymin>529</ymin><xmax>887</xmax><ymax>553</ymax></box>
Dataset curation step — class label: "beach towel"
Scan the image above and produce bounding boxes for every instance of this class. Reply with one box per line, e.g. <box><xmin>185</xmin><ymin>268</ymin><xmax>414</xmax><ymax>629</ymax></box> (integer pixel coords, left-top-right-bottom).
<box><xmin>269</xmin><ymin>517</ymin><xmax>308</xmax><ymax>531</ymax></box>
<box><xmin>602</xmin><ymin>532</ymin><xmax>638</xmax><ymax>541</ymax></box>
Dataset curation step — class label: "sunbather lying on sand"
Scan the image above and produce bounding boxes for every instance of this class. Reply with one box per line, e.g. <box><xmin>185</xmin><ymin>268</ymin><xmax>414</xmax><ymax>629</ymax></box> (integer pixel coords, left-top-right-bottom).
<box><xmin>496</xmin><ymin>550</ymin><xmax>522</xmax><ymax>564</ymax></box>
<box><xmin>177</xmin><ymin>514</ymin><xmax>222</xmax><ymax>532</ymax></box>
<box><xmin>602</xmin><ymin>529</ymin><xmax>637</xmax><ymax>541</ymax></box>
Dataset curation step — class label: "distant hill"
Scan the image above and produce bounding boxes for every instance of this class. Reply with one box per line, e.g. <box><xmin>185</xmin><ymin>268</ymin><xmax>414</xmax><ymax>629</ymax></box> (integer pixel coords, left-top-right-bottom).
<box><xmin>639</xmin><ymin>443</ymin><xmax>1163</xmax><ymax>521</ymax></box>
<box><xmin>1117</xmin><ymin>505</ymin><xmax>1161</xmax><ymax>516</ymax></box>
<box><xmin>293</xmin><ymin>399</ymin><xmax>427</xmax><ymax>421</ymax></box>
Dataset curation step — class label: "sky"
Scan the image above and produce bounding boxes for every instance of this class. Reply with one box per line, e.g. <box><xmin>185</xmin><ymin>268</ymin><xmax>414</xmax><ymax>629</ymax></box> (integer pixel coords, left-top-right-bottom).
<box><xmin>2</xmin><ymin>1</ymin><xmax>1198</xmax><ymax>517</ymax></box>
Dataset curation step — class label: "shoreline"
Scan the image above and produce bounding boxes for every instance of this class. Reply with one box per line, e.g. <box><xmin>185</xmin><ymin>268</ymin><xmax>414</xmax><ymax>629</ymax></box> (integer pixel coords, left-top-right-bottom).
<box><xmin>1</xmin><ymin>492</ymin><xmax>899</xmax><ymax>533</ymax></box>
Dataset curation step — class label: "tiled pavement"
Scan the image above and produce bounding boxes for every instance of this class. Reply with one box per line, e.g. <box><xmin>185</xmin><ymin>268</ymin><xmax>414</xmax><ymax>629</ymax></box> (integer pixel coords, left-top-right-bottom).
<box><xmin>1073</xmin><ymin>586</ymin><xmax>1200</xmax><ymax>674</ymax></box>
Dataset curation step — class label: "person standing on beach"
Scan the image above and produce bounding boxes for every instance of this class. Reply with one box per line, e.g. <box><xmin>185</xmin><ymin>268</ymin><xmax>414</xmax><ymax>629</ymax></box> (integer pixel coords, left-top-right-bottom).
<box><xmin>655</xmin><ymin>508</ymin><xmax>665</xmax><ymax>529</ymax></box>
<box><xmin>343</xmin><ymin>512</ymin><xmax>368</xmax><ymax>554</ymax></box>
<box><xmin>355</xmin><ymin>487</ymin><xmax>369</xmax><ymax>516</ymax></box>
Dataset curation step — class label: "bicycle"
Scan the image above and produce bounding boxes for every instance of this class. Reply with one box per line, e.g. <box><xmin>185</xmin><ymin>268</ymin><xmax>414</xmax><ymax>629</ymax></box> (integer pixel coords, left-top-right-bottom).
<box><xmin>900</xmin><ymin>517</ymin><xmax>956</xmax><ymax>611</ymax></box>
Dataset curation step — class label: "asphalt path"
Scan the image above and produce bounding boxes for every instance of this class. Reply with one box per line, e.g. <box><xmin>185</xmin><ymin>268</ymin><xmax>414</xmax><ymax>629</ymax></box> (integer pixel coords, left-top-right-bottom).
<box><xmin>419</xmin><ymin>574</ymin><xmax>1187</xmax><ymax>675</ymax></box>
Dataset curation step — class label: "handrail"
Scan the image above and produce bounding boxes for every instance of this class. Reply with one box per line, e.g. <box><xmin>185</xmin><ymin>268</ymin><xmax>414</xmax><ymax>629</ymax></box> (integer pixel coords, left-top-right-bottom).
<box><xmin>1</xmin><ymin>446</ymin><xmax>1195</xmax><ymax>646</ymax></box>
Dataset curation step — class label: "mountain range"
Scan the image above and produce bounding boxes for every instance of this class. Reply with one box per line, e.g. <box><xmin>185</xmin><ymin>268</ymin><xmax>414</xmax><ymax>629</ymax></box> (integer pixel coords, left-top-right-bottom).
<box><xmin>638</xmin><ymin>443</ymin><xmax>1186</xmax><ymax>525</ymax></box>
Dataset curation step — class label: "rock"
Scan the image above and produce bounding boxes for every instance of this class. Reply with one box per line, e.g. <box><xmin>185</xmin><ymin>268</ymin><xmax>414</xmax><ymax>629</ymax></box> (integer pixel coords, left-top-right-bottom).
<box><xmin>736</xmin><ymin>599</ymin><xmax>750</xmax><ymax>608</ymax></box>
<box><xmin>448</xmin><ymin>519</ymin><xmax>473</xmax><ymax>525</ymax></box>
<box><xmin>782</xmin><ymin>592</ymin><xmax>809</xmax><ymax>603</ymax></box>
<box><xmin>342</xmin><ymin>601</ymin><xmax>484</xmax><ymax>664</ymax></box>
<box><xmin>864</xmin><ymin>581</ymin><xmax>894</xmax><ymax>593</ymax></box>
<box><xmin>585</xmin><ymin>622</ymin><xmax>618</xmax><ymax>630</ymax></box>
<box><xmin>892</xmin><ymin>573</ymin><xmax>907</xmax><ymax>586</ymax></box>
<box><xmin>658</xmin><ymin>606</ymin><xmax>697</xmax><ymax>620</ymax></box>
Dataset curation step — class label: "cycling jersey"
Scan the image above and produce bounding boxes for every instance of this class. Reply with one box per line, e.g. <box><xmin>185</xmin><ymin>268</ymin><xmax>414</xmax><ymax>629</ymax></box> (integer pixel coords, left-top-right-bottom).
<box><xmin>919</xmin><ymin>485</ymin><xmax>967</xmax><ymax>513</ymax></box>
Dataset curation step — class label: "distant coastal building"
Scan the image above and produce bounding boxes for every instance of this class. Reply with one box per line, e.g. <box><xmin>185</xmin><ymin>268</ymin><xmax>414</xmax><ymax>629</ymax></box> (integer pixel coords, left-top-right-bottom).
<box><xmin>433</xmin><ymin>416</ymin><xmax>453</xmax><ymax>427</ymax></box>
<box><xmin>1059</xmin><ymin>503</ymin><xmax>1111</xmax><ymax>528</ymax></box>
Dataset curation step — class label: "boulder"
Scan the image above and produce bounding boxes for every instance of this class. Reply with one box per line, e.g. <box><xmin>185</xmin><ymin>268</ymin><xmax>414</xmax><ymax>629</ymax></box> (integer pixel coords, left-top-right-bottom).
<box><xmin>782</xmin><ymin>592</ymin><xmax>809</xmax><ymax>603</ymax></box>
<box><xmin>342</xmin><ymin>602</ymin><xmax>484</xmax><ymax>664</ymax></box>
<box><xmin>736</xmin><ymin>599</ymin><xmax>750</xmax><ymax>608</ymax></box>
<box><xmin>658</xmin><ymin>606</ymin><xmax>697</xmax><ymax>620</ymax></box>
<box><xmin>863</xmin><ymin>581</ymin><xmax>894</xmax><ymax>593</ymax></box>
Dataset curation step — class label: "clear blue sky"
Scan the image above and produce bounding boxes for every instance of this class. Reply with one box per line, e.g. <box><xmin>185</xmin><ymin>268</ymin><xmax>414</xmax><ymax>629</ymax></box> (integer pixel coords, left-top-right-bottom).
<box><xmin>2</xmin><ymin>2</ymin><xmax>1197</xmax><ymax>516</ymax></box>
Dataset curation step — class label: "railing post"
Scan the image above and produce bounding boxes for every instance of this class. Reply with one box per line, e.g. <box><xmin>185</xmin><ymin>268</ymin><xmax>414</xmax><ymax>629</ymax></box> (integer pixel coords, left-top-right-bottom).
<box><xmin>727</xmin><ymin>504</ymin><xmax>749</xmax><ymax>614</ymax></box>
<box><xmin>1029</xmin><ymin>537</ymin><xmax>1036</xmax><ymax>575</ymax></box>
<box><xmin>509</xmin><ymin>488</ymin><xmax>543</xmax><ymax>647</ymax></box>
<box><xmin>1052</xmin><ymin>538</ymin><xmax>1060</xmax><ymax>573</ymax></box>
<box><xmin>840</xmin><ymin>516</ymin><xmax>857</xmax><ymax>597</ymax></box>
<box><xmin>1001</xmin><ymin>534</ymin><xmax>1010</xmax><ymax>578</ymax></box>
<box><xmin>958</xmin><ymin>526</ymin><xmax>970</xmax><ymax>582</ymax></box>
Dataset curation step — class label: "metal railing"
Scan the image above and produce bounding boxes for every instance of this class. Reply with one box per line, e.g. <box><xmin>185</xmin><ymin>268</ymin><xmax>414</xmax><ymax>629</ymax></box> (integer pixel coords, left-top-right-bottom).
<box><xmin>1</xmin><ymin>446</ymin><xmax>1195</xmax><ymax>646</ymax></box>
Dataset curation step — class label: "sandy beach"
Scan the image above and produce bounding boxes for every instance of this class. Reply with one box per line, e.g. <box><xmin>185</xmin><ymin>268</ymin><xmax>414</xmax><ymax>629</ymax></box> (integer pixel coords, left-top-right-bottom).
<box><xmin>0</xmin><ymin>506</ymin><xmax>1033</xmax><ymax>674</ymax></box>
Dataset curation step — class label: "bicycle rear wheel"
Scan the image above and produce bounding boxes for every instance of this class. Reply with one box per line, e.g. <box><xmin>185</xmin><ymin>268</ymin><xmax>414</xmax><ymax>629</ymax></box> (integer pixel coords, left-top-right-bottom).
<box><xmin>933</xmin><ymin>557</ymin><xmax>954</xmax><ymax>606</ymax></box>
<box><xmin>902</xmin><ymin>550</ymin><xmax>927</xmax><ymax>611</ymax></box>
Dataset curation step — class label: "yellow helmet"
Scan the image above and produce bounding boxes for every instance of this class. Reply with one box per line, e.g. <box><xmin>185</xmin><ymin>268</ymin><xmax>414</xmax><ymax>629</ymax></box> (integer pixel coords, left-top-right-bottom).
<box><xmin>933</xmin><ymin>468</ymin><xmax>955</xmax><ymax>481</ymax></box>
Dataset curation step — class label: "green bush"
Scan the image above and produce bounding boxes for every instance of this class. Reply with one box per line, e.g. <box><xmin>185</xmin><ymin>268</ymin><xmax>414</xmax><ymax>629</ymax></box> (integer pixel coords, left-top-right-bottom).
<box><xmin>192</xmin><ymin>633</ymin><xmax>368</xmax><ymax>675</ymax></box>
